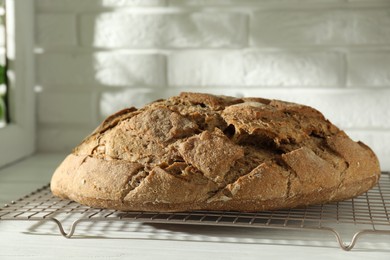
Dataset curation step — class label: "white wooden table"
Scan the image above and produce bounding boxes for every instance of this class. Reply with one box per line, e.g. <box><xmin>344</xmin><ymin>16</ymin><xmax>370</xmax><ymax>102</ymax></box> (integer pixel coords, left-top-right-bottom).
<box><xmin>0</xmin><ymin>154</ymin><xmax>389</xmax><ymax>260</ymax></box>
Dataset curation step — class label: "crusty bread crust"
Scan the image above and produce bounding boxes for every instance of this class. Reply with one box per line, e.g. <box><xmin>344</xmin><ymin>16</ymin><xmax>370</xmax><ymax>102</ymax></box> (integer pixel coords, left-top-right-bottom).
<box><xmin>51</xmin><ymin>92</ymin><xmax>381</xmax><ymax>212</ymax></box>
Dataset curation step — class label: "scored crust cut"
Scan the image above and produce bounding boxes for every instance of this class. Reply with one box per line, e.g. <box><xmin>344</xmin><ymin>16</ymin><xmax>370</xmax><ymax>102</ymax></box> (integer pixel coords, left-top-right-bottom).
<box><xmin>51</xmin><ymin>92</ymin><xmax>381</xmax><ymax>212</ymax></box>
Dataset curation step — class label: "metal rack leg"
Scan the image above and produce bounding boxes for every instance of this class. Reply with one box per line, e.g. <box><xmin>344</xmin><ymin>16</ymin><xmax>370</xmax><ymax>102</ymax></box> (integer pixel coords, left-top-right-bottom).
<box><xmin>46</xmin><ymin>218</ymin><xmax>84</xmax><ymax>238</ymax></box>
<box><xmin>322</xmin><ymin>227</ymin><xmax>354</xmax><ymax>251</ymax></box>
<box><xmin>324</xmin><ymin>228</ymin><xmax>390</xmax><ymax>251</ymax></box>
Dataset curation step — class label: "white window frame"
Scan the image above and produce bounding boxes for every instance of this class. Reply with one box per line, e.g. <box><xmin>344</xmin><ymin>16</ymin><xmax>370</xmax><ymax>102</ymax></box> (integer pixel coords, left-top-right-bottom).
<box><xmin>0</xmin><ymin>1</ymin><xmax>35</xmax><ymax>167</ymax></box>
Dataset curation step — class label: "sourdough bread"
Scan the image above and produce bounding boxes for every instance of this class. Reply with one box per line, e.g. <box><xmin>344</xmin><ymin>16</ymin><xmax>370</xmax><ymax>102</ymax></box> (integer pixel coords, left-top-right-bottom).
<box><xmin>51</xmin><ymin>92</ymin><xmax>381</xmax><ymax>212</ymax></box>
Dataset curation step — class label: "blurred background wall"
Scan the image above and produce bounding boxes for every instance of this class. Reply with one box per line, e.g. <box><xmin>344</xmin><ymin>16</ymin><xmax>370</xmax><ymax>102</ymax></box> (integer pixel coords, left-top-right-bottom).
<box><xmin>34</xmin><ymin>0</ymin><xmax>390</xmax><ymax>169</ymax></box>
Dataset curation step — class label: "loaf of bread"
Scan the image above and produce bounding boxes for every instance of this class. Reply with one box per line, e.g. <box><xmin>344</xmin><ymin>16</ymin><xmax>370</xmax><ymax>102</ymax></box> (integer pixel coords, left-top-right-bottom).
<box><xmin>51</xmin><ymin>92</ymin><xmax>381</xmax><ymax>212</ymax></box>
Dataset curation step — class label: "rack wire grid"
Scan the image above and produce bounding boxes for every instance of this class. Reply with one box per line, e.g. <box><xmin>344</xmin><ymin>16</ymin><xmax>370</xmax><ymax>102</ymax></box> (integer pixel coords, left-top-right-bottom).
<box><xmin>1</xmin><ymin>172</ymin><xmax>390</xmax><ymax>251</ymax></box>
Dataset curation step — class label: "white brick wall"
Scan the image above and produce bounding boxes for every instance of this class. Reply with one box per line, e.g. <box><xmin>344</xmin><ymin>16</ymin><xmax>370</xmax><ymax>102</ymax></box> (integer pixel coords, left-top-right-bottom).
<box><xmin>37</xmin><ymin>52</ymin><xmax>166</xmax><ymax>87</ymax></box>
<box><xmin>80</xmin><ymin>12</ymin><xmax>247</xmax><ymax>48</ymax></box>
<box><xmin>36</xmin><ymin>14</ymin><xmax>77</xmax><ymax>46</ymax></box>
<box><xmin>169</xmin><ymin>51</ymin><xmax>344</xmax><ymax>87</ymax></box>
<box><xmin>251</xmin><ymin>9</ymin><xmax>390</xmax><ymax>46</ymax></box>
<box><xmin>37</xmin><ymin>91</ymin><xmax>98</xmax><ymax>129</ymax></box>
<box><xmin>348</xmin><ymin>52</ymin><xmax>390</xmax><ymax>86</ymax></box>
<box><xmin>35</xmin><ymin>0</ymin><xmax>390</xmax><ymax>170</ymax></box>
<box><xmin>36</xmin><ymin>0</ymin><xmax>166</xmax><ymax>12</ymax></box>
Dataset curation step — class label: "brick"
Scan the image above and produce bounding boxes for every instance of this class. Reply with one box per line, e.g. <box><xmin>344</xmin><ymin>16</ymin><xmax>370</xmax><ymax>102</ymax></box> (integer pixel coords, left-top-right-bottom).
<box><xmin>37</xmin><ymin>53</ymin><xmax>166</xmax><ymax>87</ymax></box>
<box><xmin>80</xmin><ymin>12</ymin><xmax>247</xmax><ymax>48</ymax></box>
<box><xmin>308</xmin><ymin>91</ymin><xmax>390</xmax><ymax>129</ymax></box>
<box><xmin>168</xmin><ymin>51</ymin><xmax>343</xmax><ymax>87</ymax></box>
<box><xmin>170</xmin><ymin>0</ymin><xmax>344</xmax><ymax>5</ymax></box>
<box><xmin>170</xmin><ymin>0</ymin><xmax>241</xmax><ymax>5</ymax></box>
<box><xmin>243</xmin><ymin>51</ymin><xmax>344</xmax><ymax>86</ymax></box>
<box><xmin>251</xmin><ymin>9</ymin><xmax>390</xmax><ymax>46</ymax></box>
<box><xmin>36</xmin><ymin>14</ymin><xmax>77</xmax><ymax>46</ymax></box>
<box><xmin>36</xmin><ymin>0</ymin><xmax>166</xmax><ymax>12</ymax></box>
<box><xmin>37</xmin><ymin>92</ymin><xmax>96</xmax><ymax>125</ymax></box>
<box><xmin>237</xmin><ymin>89</ymin><xmax>390</xmax><ymax>129</ymax></box>
<box><xmin>348</xmin><ymin>52</ymin><xmax>390</xmax><ymax>87</ymax></box>
<box><xmin>37</xmin><ymin>125</ymin><xmax>95</xmax><ymax>152</ymax></box>
<box><xmin>169</xmin><ymin>51</ymin><xmax>243</xmax><ymax>86</ymax></box>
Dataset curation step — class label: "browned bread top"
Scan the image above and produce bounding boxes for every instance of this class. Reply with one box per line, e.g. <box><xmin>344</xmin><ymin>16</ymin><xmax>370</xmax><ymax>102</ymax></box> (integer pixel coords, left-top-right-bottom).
<box><xmin>51</xmin><ymin>92</ymin><xmax>381</xmax><ymax>212</ymax></box>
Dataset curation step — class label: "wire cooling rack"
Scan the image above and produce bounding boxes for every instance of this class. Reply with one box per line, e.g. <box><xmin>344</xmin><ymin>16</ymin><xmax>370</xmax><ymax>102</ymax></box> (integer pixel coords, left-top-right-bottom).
<box><xmin>1</xmin><ymin>172</ymin><xmax>389</xmax><ymax>251</ymax></box>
